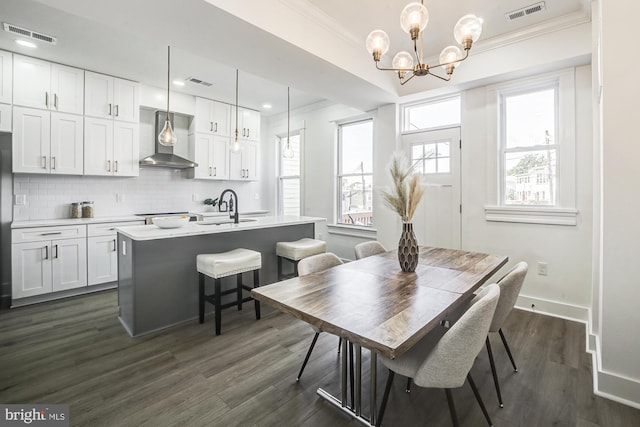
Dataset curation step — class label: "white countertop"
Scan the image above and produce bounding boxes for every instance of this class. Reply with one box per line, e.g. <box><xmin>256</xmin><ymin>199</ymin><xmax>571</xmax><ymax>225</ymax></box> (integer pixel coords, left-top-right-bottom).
<box><xmin>12</xmin><ymin>215</ymin><xmax>144</xmax><ymax>229</ymax></box>
<box><xmin>116</xmin><ymin>216</ymin><xmax>326</xmax><ymax>241</ymax></box>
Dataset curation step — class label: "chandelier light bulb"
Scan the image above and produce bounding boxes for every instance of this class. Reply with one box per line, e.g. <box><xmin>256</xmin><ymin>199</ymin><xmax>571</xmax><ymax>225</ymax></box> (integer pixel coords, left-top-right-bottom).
<box><xmin>365</xmin><ymin>30</ymin><xmax>390</xmax><ymax>60</ymax></box>
<box><xmin>400</xmin><ymin>2</ymin><xmax>429</xmax><ymax>39</ymax></box>
<box><xmin>158</xmin><ymin>119</ymin><xmax>177</xmax><ymax>146</ymax></box>
<box><xmin>454</xmin><ymin>14</ymin><xmax>483</xmax><ymax>47</ymax></box>
<box><xmin>439</xmin><ymin>46</ymin><xmax>463</xmax><ymax>67</ymax></box>
<box><xmin>392</xmin><ymin>51</ymin><xmax>414</xmax><ymax>70</ymax></box>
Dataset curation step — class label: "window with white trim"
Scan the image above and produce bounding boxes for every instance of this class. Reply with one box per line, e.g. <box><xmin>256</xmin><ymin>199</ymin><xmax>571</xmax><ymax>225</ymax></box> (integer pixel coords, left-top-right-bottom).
<box><xmin>278</xmin><ymin>133</ymin><xmax>301</xmax><ymax>216</ymax></box>
<box><xmin>403</xmin><ymin>96</ymin><xmax>461</xmax><ymax>132</ymax></box>
<box><xmin>337</xmin><ymin>119</ymin><xmax>373</xmax><ymax>227</ymax></box>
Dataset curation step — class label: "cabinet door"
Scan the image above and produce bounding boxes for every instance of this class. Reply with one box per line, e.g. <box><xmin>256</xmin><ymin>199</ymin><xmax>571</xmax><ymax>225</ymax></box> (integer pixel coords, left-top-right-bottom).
<box><xmin>51</xmin><ymin>237</ymin><xmax>87</xmax><ymax>292</ymax></box>
<box><xmin>85</xmin><ymin>71</ymin><xmax>114</xmax><ymax>119</ymax></box>
<box><xmin>113</xmin><ymin>78</ymin><xmax>139</xmax><ymax>123</ymax></box>
<box><xmin>12</xmin><ymin>107</ymin><xmax>51</xmax><ymax>173</ymax></box>
<box><xmin>113</xmin><ymin>121</ymin><xmax>139</xmax><ymax>176</ymax></box>
<box><xmin>84</xmin><ymin>117</ymin><xmax>114</xmax><ymax>176</ymax></box>
<box><xmin>12</xmin><ymin>241</ymin><xmax>52</xmax><ymax>299</ymax></box>
<box><xmin>242</xmin><ymin>141</ymin><xmax>258</xmax><ymax>180</ymax></box>
<box><xmin>50</xmin><ymin>64</ymin><xmax>84</xmax><ymax>114</ymax></box>
<box><xmin>50</xmin><ymin>112</ymin><xmax>83</xmax><ymax>175</ymax></box>
<box><xmin>0</xmin><ymin>50</ymin><xmax>12</xmax><ymax>104</ymax></box>
<box><xmin>0</xmin><ymin>103</ymin><xmax>11</xmax><ymax>133</ymax></box>
<box><xmin>228</xmin><ymin>147</ymin><xmax>243</xmax><ymax>180</ymax></box>
<box><xmin>212</xmin><ymin>101</ymin><xmax>230</xmax><ymax>136</ymax></box>
<box><xmin>211</xmin><ymin>136</ymin><xmax>229</xmax><ymax>179</ymax></box>
<box><xmin>13</xmin><ymin>55</ymin><xmax>50</xmax><ymax>110</ymax></box>
<box><xmin>87</xmin><ymin>235</ymin><xmax>118</xmax><ymax>285</ymax></box>
<box><xmin>241</xmin><ymin>108</ymin><xmax>260</xmax><ymax>141</ymax></box>
<box><xmin>192</xmin><ymin>133</ymin><xmax>213</xmax><ymax>179</ymax></box>
<box><xmin>194</xmin><ymin>98</ymin><xmax>214</xmax><ymax>134</ymax></box>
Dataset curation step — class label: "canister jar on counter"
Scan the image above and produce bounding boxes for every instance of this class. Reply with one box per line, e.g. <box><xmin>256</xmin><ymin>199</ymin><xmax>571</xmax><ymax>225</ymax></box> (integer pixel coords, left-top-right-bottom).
<box><xmin>70</xmin><ymin>202</ymin><xmax>82</xmax><ymax>218</ymax></box>
<box><xmin>82</xmin><ymin>201</ymin><xmax>94</xmax><ymax>218</ymax></box>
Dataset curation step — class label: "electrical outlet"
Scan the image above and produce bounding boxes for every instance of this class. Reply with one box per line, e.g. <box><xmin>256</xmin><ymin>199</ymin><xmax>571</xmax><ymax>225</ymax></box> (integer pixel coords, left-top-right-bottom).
<box><xmin>15</xmin><ymin>194</ymin><xmax>26</xmax><ymax>205</ymax></box>
<box><xmin>538</xmin><ymin>262</ymin><xmax>548</xmax><ymax>276</ymax></box>
<box><xmin>254</xmin><ymin>193</ymin><xmax>260</xmax><ymax>200</ymax></box>
<box><xmin>192</xmin><ymin>194</ymin><xmax>199</xmax><ymax>202</ymax></box>
<box><xmin>122</xmin><ymin>241</ymin><xmax>127</xmax><ymax>256</ymax></box>
<box><xmin>116</xmin><ymin>193</ymin><xmax>125</xmax><ymax>203</ymax></box>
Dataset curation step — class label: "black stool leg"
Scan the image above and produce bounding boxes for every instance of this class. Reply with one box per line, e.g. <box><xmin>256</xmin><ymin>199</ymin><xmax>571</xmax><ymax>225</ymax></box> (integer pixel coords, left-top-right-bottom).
<box><xmin>486</xmin><ymin>336</ymin><xmax>503</xmax><ymax>407</ymax></box>
<box><xmin>253</xmin><ymin>269</ymin><xmax>260</xmax><ymax>319</ymax></box>
<box><xmin>277</xmin><ymin>256</ymin><xmax>283</xmax><ymax>281</ymax></box>
<box><xmin>293</xmin><ymin>259</ymin><xmax>299</xmax><ymax>277</ymax></box>
<box><xmin>198</xmin><ymin>272</ymin><xmax>205</xmax><ymax>324</ymax></box>
<box><xmin>214</xmin><ymin>278</ymin><xmax>221</xmax><ymax>336</ymax></box>
<box><xmin>237</xmin><ymin>273</ymin><xmax>243</xmax><ymax>310</ymax></box>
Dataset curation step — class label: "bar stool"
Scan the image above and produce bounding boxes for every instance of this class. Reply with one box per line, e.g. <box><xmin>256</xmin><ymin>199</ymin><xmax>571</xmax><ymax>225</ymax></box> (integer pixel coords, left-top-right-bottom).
<box><xmin>276</xmin><ymin>238</ymin><xmax>326</xmax><ymax>280</ymax></box>
<box><xmin>197</xmin><ymin>248</ymin><xmax>261</xmax><ymax>335</ymax></box>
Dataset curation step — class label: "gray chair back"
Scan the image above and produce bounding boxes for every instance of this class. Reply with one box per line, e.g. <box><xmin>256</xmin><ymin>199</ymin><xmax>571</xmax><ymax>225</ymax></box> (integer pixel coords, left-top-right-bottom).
<box><xmin>414</xmin><ymin>284</ymin><xmax>500</xmax><ymax>389</ymax></box>
<box><xmin>298</xmin><ymin>252</ymin><xmax>343</xmax><ymax>276</ymax></box>
<box><xmin>490</xmin><ymin>261</ymin><xmax>528</xmax><ymax>332</ymax></box>
<box><xmin>354</xmin><ymin>241</ymin><xmax>386</xmax><ymax>260</ymax></box>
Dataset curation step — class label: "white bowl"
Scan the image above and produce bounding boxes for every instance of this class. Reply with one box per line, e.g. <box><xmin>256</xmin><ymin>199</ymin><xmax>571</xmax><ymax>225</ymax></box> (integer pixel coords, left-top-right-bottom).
<box><xmin>152</xmin><ymin>216</ymin><xmax>190</xmax><ymax>229</ymax></box>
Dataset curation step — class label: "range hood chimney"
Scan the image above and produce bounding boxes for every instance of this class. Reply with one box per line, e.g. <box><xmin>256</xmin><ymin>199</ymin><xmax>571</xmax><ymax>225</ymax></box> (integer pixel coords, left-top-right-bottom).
<box><xmin>139</xmin><ymin>111</ymin><xmax>197</xmax><ymax>169</ymax></box>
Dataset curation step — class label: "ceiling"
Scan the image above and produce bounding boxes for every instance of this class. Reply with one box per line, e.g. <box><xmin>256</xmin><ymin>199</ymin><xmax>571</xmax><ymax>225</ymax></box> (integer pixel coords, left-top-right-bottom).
<box><xmin>0</xmin><ymin>0</ymin><xmax>590</xmax><ymax>116</ymax></box>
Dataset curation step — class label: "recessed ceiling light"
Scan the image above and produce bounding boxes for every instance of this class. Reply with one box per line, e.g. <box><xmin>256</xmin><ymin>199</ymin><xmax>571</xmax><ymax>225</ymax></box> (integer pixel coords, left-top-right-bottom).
<box><xmin>262</xmin><ymin>103</ymin><xmax>272</xmax><ymax>110</ymax></box>
<box><xmin>172</xmin><ymin>80</ymin><xmax>185</xmax><ymax>86</ymax></box>
<box><xmin>15</xmin><ymin>39</ymin><xmax>36</xmax><ymax>48</ymax></box>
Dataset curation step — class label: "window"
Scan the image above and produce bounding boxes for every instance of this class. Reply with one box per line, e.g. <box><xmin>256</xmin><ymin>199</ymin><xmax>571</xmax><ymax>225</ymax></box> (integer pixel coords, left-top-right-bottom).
<box><xmin>278</xmin><ymin>133</ymin><xmax>301</xmax><ymax>216</ymax></box>
<box><xmin>403</xmin><ymin>97</ymin><xmax>461</xmax><ymax>132</ymax></box>
<box><xmin>411</xmin><ymin>141</ymin><xmax>451</xmax><ymax>174</ymax></box>
<box><xmin>337</xmin><ymin>119</ymin><xmax>373</xmax><ymax>227</ymax></box>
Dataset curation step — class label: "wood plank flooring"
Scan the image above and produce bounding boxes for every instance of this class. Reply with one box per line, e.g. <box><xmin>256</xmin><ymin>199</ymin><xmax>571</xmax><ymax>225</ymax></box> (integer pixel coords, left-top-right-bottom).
<box><xmin>1</xmin><ymin>290</ymin><xmax>639</xmax><ymax>426</ymax></box>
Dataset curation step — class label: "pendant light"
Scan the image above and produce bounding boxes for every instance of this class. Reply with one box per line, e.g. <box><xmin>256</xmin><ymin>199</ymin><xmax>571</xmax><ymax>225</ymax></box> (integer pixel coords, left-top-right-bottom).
<box><xmin>282</xmin><ymin>86</ymin><xmax>294</xmax><ymax>159</ymax></box>
<box><xmin>158</xmin><ymin>45</ymin><xmax>177</xmax><ymax>146</ymax></box>
<box><xmin>231</xmin><ymin>69</ymin><xmax>241</xmax><ymax>152</ymax></box>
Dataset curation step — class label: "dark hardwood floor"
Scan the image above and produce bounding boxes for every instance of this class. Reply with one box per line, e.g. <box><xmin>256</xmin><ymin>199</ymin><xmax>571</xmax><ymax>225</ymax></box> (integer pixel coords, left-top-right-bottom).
<box><xmin>1</xmin><ymin>290</ymin><xmax>639</xmax><ymax>427</ymax></box>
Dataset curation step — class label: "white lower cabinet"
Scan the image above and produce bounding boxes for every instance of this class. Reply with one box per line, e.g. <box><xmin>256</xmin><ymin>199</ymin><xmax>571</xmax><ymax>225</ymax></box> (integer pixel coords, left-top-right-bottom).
<box><xmin>12</xmin><ymin>225</ymin><xmax>87</xmax><ymax>299</ymax></box>
<box><xmin>87</xmin><ymin>221</ymin><xmax>142</xmax><ymax>285</ymax></box>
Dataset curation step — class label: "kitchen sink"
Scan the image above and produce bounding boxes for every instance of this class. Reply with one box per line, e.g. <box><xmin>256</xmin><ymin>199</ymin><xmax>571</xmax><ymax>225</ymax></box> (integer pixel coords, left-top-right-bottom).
<box><xmin>197</xmin><ymin>218</ymin><xmax>258</xmax><ymax>225</ymax></box>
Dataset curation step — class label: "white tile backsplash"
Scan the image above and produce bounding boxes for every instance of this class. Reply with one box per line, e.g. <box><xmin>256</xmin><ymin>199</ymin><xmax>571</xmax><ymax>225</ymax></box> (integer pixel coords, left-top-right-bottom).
<box><xmin>13</xmin><ymin>168</ymin><xmax>265</xmax><ymax>220</ymax></box>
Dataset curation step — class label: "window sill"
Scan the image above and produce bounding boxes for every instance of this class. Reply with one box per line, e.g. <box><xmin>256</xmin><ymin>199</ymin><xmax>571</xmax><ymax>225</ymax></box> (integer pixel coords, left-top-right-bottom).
<box><xmin>328</xmin><ymin>224</ymin><xmax>377</xmax><ymax>238</ymax></box>
<box><xmin>484</xmin><ymin>206</ymin><xmax>578</xmax><ymax>226</ymax></box>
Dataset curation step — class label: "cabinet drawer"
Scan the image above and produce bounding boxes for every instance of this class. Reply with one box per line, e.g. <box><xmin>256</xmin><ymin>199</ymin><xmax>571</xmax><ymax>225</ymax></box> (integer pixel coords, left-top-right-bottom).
<box><xmin>87</xmin><ymin>221</ymin><xmax>144</xmax><ymax>237</ymax></box>
<box><xmin>12</xmin><ymin>225</ymin><xmax>86</xmax><ymax>244</ymax></box>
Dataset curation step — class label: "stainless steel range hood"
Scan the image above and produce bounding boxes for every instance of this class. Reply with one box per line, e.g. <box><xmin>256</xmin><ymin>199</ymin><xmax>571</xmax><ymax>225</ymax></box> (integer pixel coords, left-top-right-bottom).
<box><xmin>139</xmin><ymin>111</ymin><xmax>197</xmax><ymax>169</ymax></box>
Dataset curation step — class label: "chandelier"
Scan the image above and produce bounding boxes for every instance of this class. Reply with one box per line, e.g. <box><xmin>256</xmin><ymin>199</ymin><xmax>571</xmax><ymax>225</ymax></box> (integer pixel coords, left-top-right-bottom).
<box><xmin>365</xmin><ymin>1</ymin><xmax>483</xmax><ymax>85</ymax></box>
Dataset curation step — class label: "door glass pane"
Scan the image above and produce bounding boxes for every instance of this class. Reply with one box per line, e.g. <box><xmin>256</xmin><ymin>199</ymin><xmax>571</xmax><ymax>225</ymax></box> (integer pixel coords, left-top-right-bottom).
<box><xmin>505</xmin><ymin>88</ymin><xmax>555</xmax><ymax>148</ymax></box>
<box><xmin>504</xmin><ymin>149</ymin><xmax>556</xmax><ymax>205</ymax></box>
<box><xmin>412</xmin><ymin>145</ymin><xmax>424</xmax><ymax>173</ymax></box>
<box><xmin>437</xmin><ymin>158</ymin><xmax>450</xmax><ymax>173</ymax></box>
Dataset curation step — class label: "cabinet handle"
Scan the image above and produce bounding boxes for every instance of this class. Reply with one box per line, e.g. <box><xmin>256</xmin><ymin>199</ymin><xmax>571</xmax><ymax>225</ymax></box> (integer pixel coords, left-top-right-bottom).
<box><xmin>210</xmin><ymin>122</ymin><xmax>213</xmax><ymax>132</ymax></box>
<box><xmin>213</xmin><ymin>167</ymin><xmax>217</xmax><ymax>176</ymax></box>
<box><xmin>242</xmin><ymin>128</ymin><xmax>246</xmax><ymax>137</ymax></box>
<box><xmin>107</xmin><ymin>160</ymin><xmax>111</xmax><ymax>172</ymax></box>
<box><xmin>115</xmin><ymin>105</ymin><xmax>119</xmax><ymax>117</ymax></box>
<box><xmin>54</xmin><ymin>93</ymin><xmax>58</xmax><ymax>109</ymax></box>
<box><xmin>45</xmin><ymin>92</ymin><xmax>49</xmax><ymax>108</ymax></box>
<box><xmin>247</xmin><ymin>128</ymin><xmax>250</xmax><ymax>138</ymax></box>
<box><xmin>209</xmin><ymin>166</ymin><xmax>212</xmax><ymax>176</ymax></box>
<box><xmin>53</xmin><ymin>244</ymin><xmax>58</xmax><ymax>259</ymax></box>
<box><xmin>42</xmin><ymin>156</ymin><xmax>47</xmax><ymax>169</ymax></box>
<box><xmin>108</xmin><ymin>103</ymin><xmax>112</xmax><ymax>116</ymax></box>
<box><xmin>44</xmin><ymin>245</ymin><xmax>48</xmax><ymax>260</ymax></box>
<box><xmin>113</xmin><ymin>239</ymin><xmax>117</xmax><ymax>252</ymax></box>
<box><xmin>52</xmin><ymin>156</ymin><xmax>56</xmax><ymax>170</ymax></box>
<box><xmin>214</xmin><ymin>122</ymin><xmax>217</xmax><ymax>133</ymax></box>
<box><xmin>41</xmin><ymin>232</ymin><xmax>62</xmax><ymax>236</ymax></box>
<box><xmin>115</xmin><ymin>160</ymin><xmax>119</xmax><ymax>173</ymax></box>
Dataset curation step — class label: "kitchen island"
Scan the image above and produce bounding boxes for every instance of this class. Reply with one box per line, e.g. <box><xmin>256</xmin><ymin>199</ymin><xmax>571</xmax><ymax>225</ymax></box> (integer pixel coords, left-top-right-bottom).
<box><xmin>116</xmin><ymin>216</ymin><xmax>325</xmax><ymax>336</ymax></box>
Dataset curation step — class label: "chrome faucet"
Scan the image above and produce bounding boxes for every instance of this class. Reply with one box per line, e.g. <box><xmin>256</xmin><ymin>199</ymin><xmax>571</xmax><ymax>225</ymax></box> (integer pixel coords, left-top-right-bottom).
<box><xmin>219</xmin><ymin>189</ymin><xmax>239</xmax><ymax>224</ymax></box>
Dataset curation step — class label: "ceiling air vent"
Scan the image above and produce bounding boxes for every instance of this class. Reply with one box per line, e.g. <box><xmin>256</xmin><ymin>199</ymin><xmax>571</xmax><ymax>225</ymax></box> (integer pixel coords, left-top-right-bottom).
<box><xmin>505</xmin><ymin>2</ymin><xmax>546</xmax><ymax>21</ymax></box>
<box><xmin>3</xmin><ymin>23</ymin><xmax>57</xmax><ymax>44</ymax></box>
<box><xmin>186</xmin><ymin>76</ymin><xmax>213</xmax><ymax>87</ymax></box>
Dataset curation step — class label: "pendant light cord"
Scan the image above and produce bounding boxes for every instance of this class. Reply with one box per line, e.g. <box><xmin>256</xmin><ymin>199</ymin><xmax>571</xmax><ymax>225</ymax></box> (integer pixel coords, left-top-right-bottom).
<box><xmin>235</xmin><ymin>69</ymin><xmax>239</xmax><ymax>142</ymax></box>
<box><xmin>166</xmin><ymin>46</ymin><xmax>171</xmax><ymax>116</ymax></box>
<box><xmin>287</xmin><ymin>86</ymin><xmax>290</xmax><ymax>148</ymax></box>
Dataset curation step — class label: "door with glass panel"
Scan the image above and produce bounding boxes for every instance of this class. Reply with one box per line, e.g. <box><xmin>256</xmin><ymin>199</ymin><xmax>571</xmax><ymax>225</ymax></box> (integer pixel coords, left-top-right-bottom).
<box><xmin>402</xmin><ymin>127</ymin><xmax>461</xmax><ymax>249</ymax></box>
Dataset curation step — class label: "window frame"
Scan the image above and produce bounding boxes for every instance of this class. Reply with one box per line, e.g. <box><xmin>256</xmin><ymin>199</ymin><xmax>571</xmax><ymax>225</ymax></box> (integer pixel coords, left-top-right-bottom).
<box><xmin>336</xmin><ymin>117</ymin><xmax>374</xmax><ymax>228</ymax></box>
<box><xmin>401</xmin><ymin>95</ymin><xmax>461</xmax><ymax>134</ymax></box>
<box><xmin>277</xmin><ymin>130</ymin><xmax>302</xmax><ymax>216</ymax></box>
<box><xmin>484</xmin><ymin>69</ymin><xmax>578</xmax><ymax>225</ymax></box>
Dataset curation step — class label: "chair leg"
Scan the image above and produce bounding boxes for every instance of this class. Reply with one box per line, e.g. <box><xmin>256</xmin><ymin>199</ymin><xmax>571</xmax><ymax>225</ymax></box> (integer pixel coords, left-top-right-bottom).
<box><xmin>296</xmin><ymin>332</ymin><xmax>320</xmax><ymax>382</ymax></box>
<box><xmin>236</xmin><ymin>273</ymin><xmax>243</xmax><ymax>310</ymax></box>
<box><xmin>405</xmin><ymin>377</ymin><xmax>412</xmax><ymax>393</ymax></box>
<box><xmin>467</xmin><ymin>373</ymin><xmax>493</xmax><ymax>427</ymax></box>
<box><xmin>377</xmin><ymin>370</ymin><xmax>395</xmax><ymax>427</ymax></box>
<box><xmin>486</xmin><ymin>337</ymin><xmax>504</xmax><ymax>408</ymax></box>
<box><xmin>277</xmin><ymin>256</ymin><xmax>283</xmax><ymax>281</ymax></box>
<box><xmin>444</xmin><ymin>389</ymin><xmax>460</xmax><ymax>427</ymax></box>
<box><xmin>499</xmin><ymin>328</ymin><xmax>518</xmax><ymax>372</ymax></box>
<box><xmin>214</xmin><ymin>278</ymin><xmax>222</xmax><ymax>336</ymax></box>
<box><xmin>253</xmin><ymin>269</ymin><xmax>260</xmax><ymax>320</ymax></box>
<box><xmin>198</xmin><ymin>273</ymin><xmax>205</xmax><ymax>324</ymax></box>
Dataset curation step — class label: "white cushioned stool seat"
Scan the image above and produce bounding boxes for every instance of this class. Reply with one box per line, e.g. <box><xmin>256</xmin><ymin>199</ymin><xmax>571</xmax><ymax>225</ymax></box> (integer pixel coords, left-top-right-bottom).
<box><xmin>276</xmin><ymin>238</ymin><xmax>326</xmax><ymax>261</ymax></box>
<box><xmin>197</xmin><ymin>248</ymin><xmax>262</xmax><ymax>279</ymax></box>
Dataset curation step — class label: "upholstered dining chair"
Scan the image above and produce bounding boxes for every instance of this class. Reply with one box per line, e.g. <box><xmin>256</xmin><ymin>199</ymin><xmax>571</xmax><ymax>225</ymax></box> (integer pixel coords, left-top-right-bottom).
<box><xmin>295</xmin><ymin>252</ymin><xmax>343</xmax><ymax>382</ymax></box>
<box><xmin>378</xmin><ymin>284</ymin><xmax>501</xmax><ymax>427</ymax></box>
<box><xmin>354</xmin><ymin>241</ymin><xmax>386</xmax><ymax>260</ymax></box>
<box><xmin>483</xmin><ymin>261</ymin><xmax>528</xmax><ymax>407</ymax></box>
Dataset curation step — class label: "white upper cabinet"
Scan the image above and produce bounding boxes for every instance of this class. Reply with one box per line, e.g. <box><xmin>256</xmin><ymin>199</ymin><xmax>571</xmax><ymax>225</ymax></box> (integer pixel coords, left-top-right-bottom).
<box><xmin>85</xmin><ymin>71</ymin><xmax>139</xmax><ymax>122</ymax></box>
<box><xmin>193</xmin><ymin>97</ymin><xmax>230</xmax><ymax>136</ymax></box>
<box><xmin>84</xmin><ymin>117</ymin><xmax>138</xmax><ymax>177</ymax></box>
<box><xmin>231</xmin><ymin>107</ymin><xmax>260</xmax><ymax>141</ymax></box>
<box><xmin>0</xmin><ymin>50</ymin><xmax>12</xmax><ymax>104</ymax></box>
<box><xmin>190</xmin><ymin>133</ymin><xmax>229</xmax><ymax>180</ymax></box>
<box><xmin>13</xmin><ymin>55</ymin><xmax>84</xmax><ymax>114</ymax></box>
<box><xmin>229</xmin><ymin>140</ymin><xmax>258</xmax><ymax>180</ymax></box>
<box><xmin>50</xmin><ymin>112</ymin><xmax>84</xmax><ymax>175</ymax></box>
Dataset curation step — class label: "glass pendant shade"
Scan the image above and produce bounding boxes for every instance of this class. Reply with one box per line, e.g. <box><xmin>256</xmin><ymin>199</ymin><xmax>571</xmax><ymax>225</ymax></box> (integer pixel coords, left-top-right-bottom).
<box><xmin>439</xmin><ymin>46</ymin><xmax>463</xmax><ymax>67</ymax></box>
<box><xmin>392</xmin><ymin>51</ymin><xmax>414</xmax><ymax>70</ymax></box>
<box><xmin>231</xmin><ymin>139</ymin><xmax>241</xmax><ymax>152</ymax></box>
<box><xmin>365</xmin><ymin>30</ymin><xmax>390</xmax><ymax>57</ymax></box>
<box><xmin>400</xmin><ymin>2</ymin><xmax>429</xmax><ymax>35</ymax></box>
<box><xmin>283</xmin><ymin>139</ymin><xmax>294</xmax><ymax>159</ymax></box>
<box><xmin>454</xmin><ymin>14</ymin><xmax>483</xmax><ymax>44</ymax></box>
<box><xmin>158</xmin><ymin>119</ymin><xmax>177</xmax><ymax>146</ymax></box>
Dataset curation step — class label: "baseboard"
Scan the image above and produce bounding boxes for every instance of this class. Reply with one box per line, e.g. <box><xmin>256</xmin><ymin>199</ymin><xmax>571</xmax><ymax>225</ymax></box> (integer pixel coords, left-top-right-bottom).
<box><xmin>515</xmin><ymin>293</ymin><xmax>590</xmax><ymax>323</ymax></box>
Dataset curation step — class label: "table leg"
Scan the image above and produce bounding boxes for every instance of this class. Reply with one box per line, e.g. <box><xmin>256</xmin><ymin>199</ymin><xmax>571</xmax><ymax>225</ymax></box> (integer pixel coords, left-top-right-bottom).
<box><xmin>355</xmin><ymin>344</ymin><xmax>362</xmax><ymax>416</ymax></box>
<box><xmin>370</xmin><ymin>352</ymin><xmax>377</xmax><ymax>426</ymax></box>
<box><xmin>341</xmin><ymin>337</ymin><xmax>348</xmax><ymax>408</ymax></box>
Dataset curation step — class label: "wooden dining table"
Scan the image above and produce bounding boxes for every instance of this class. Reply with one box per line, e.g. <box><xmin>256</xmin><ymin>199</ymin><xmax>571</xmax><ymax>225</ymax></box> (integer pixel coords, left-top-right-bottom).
<box><xmin>251</xmin><ymin>246</ymin><xmax>508</xmax><ymax>426</ymax></box>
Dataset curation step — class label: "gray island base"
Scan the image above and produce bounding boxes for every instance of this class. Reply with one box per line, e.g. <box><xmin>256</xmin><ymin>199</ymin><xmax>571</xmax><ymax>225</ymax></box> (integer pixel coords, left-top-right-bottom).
<box><xmin>117</xmin><ymin>217</ymin><xmax>321</xmax><ymax>336</ymax></box>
